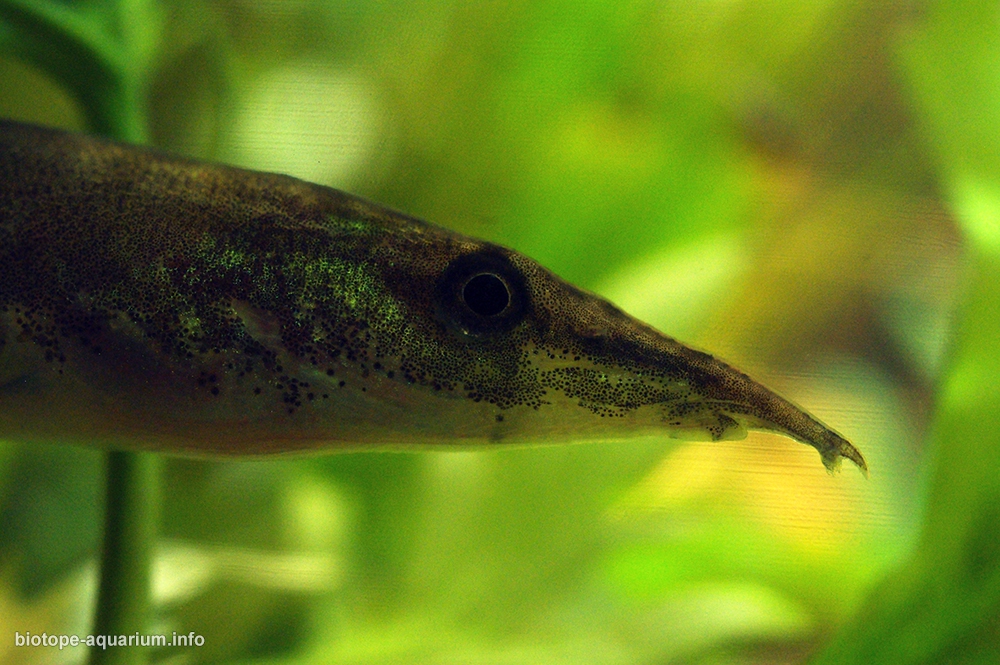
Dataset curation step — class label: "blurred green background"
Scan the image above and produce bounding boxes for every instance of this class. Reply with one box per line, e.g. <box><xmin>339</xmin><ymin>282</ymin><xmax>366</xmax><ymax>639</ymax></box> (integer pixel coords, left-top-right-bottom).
<box><xmin>0</xmin><ymin>0</ymin><xmax>997</xmax><ymax>663</ymax></box>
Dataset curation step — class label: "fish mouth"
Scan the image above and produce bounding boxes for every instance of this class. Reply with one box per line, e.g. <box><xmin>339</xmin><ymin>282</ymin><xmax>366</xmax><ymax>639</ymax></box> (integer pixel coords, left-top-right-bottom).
<box><xmin>535</xmin><ymin>312</ymin><xmax>869</xmax><ymax>475</ymax></box>
<box><xmin>539</xmin><ymin>355</ymin><xmax>868</xmax><ymax>474</ymax></box>
<box><xmin>696</xmin><ymin>395</ymin><xmax>869</xmax><ymax>475</ymax></box>
<box><xmin>662</xmin><ymin>356</ymin><xmax>869</xmax><ymax>475</ymax></box>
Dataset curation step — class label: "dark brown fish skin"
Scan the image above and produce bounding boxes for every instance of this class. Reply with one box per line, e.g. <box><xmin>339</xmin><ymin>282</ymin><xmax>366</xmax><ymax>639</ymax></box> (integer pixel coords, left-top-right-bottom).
<box><xmin>0</xmin><ymin>120</ymin><xmax>866</xmax><ymax>473</ymax></box>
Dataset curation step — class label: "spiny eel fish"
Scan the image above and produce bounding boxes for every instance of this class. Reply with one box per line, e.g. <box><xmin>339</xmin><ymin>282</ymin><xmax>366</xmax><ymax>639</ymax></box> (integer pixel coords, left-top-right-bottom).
<box><xmin>0</xmin><ymin>120</ymin><xmax>867</xmax><ymax>474</ymax></box>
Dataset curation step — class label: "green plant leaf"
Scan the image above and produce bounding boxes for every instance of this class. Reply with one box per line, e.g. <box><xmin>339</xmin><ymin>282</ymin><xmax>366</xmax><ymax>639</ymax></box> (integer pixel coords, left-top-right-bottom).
<box><xmin>0</xmin><ymin>0</ymin><xmax>160</xmax><ymax>141</ymax></box>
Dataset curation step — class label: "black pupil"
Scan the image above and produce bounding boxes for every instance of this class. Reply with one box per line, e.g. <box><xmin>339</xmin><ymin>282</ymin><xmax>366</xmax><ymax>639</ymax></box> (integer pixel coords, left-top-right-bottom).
<box><xmin>462</xmin><ymin>273</ymin><xmax>510</xmax><ymax>317</ymax></box>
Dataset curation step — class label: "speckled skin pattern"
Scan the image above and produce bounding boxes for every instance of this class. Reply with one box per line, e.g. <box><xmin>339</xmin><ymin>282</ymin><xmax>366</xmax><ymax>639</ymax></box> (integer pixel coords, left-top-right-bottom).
<box><xmin>0</xmin><ymin>120</ymin><xmax>865</xmax><ymax>472</ymax></box>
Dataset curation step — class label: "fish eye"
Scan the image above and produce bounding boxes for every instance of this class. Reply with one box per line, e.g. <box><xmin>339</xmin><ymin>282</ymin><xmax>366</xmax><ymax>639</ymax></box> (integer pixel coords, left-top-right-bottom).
<box><xmin>436</xmin><ymin>250</ymin><xmax>527</xmax><ymax>337</ymax></box>
<box><xmin>462</xmin><ymin>273</ymin><xmax>510</xmax><ymax>316</ymax></box>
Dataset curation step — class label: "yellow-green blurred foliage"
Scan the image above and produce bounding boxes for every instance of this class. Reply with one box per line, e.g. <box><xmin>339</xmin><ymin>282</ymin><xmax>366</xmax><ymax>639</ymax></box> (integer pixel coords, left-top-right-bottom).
<box><xmin>1</xmin><ymin>1</ymin><xmax>996</xmax><ymax>663</ymax></box>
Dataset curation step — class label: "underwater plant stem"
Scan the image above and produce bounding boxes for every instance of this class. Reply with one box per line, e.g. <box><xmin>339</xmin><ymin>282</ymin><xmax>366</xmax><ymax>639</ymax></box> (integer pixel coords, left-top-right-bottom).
<box><xmin>89</xmin><ymin>451</ymin><xmax>161</xmax><ymax>665</ymax></box>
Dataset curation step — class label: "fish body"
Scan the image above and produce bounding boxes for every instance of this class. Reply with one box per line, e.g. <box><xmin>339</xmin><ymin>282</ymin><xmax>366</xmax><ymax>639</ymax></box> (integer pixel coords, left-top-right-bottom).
<box><xmin>0</xmin><ymin>120</ymin><xmax>866</xmax><ymax>472</ymax></box>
